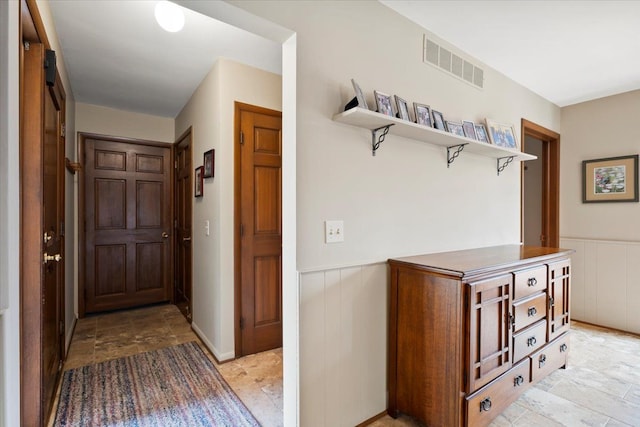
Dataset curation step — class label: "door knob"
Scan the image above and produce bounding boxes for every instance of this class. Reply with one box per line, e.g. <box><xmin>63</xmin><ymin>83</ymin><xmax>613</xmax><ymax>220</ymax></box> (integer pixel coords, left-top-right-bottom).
<box><xmin>162</xmin><ymin>232</ymin><xmax>169</xmax><ymax>239</ymax></box>
<box><xmin>43</xmin><ymin>252</ymin><xmax>62</xmax><ymax>263</ymax></box>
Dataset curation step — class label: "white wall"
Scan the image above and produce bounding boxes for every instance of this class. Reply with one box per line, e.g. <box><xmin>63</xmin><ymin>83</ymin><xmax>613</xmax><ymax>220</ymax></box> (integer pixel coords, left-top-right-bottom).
<box><xmin>175</xmin><ymin>58</ymin><xmax>282</xmax><ymax>360</ymax></box>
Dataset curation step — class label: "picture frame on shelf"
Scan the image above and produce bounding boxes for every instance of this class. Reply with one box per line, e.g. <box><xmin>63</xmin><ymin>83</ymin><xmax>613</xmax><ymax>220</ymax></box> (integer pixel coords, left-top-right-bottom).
<box><xmin>351</xmin><ymin>78</ymin><xmax>369</xmax><ymax>110</ymax></box>
<box><xmin>432</xmin><ymin>109</ymin><xmax>446</xmax><ymax>131</ymax></box>
<box><xmin>474</xmin><ymin>123</ymin><xmax>490</xmax><ymax>143</ymax></box>
<box><xmin>462</xmin><ymin>120</ymin><xmax>477</xmax><ymax>140</ymax></box>
<box><xmin>485</xmin><ymin>119</ymin><xmax>518</xmax><ymax>149</ymax></box>
<box><xmin>413</xmin><ymin>103</ymin><xmax>432</xmax><ymax>127</ymax></box>
<box><xmin>374</xmin><ymin>90</ymin><xmax>394</xmax><ymax>117</ymax></box>
<box><xmin>195</xmin><ymin>166</ymin><xmax>204</xmax><ymax>198</ymax></box>
<box><xmin>446</xmin><ymin>121</ymin><xmax>465</xmax><ymax>137</ymax></box>
<box><xmin>582</xmin><ymin>155</ymin><xmax>639</xmax><ymax>203</ymax></box>
<box><xmin>203</xmin><ymin>149</ymin><xmax>215</xmax><ymax>178</ymax></box>
<box><xmin>395</xmin><ymin>95</ymin><xmax>410</xmax><ymax>121</ymax></box>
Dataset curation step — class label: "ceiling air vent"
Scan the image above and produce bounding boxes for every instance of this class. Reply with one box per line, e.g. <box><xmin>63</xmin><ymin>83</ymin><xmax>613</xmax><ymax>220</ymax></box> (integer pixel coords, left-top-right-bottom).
<box><xmin>423</xmin><ymin>35</ymin><xmax>484</xmax><ymax>89</ymax></box>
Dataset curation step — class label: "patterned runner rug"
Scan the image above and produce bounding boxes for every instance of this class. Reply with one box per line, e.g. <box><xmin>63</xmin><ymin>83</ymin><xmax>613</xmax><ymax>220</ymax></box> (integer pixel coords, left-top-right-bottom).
<box><xmin>54</xmin><ymin>341</ymin><xmax>260</xmax><ymax>426</ymax></box>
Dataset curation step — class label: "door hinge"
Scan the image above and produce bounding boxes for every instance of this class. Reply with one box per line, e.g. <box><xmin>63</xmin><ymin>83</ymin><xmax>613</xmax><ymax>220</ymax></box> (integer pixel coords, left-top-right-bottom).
<box><xmin>24</xmin><ymin>41</ymin><xmax>30</xmax><ymax>50</ymax></box>
<box><xmin>240</xmin><ymin>317</ymin><xmax>245</xmax><ymax>330</ymax></box>
<box><xmin>174</xmin><ymin>160</ymin><xmax>178</xmax><ymax>169</ymax></box>
<box><xmin>61</xmin><ymin>123</ymin><xmax>66</xmax><ymax>138</ymax></box>
<box><xmin>240</xmin><ymin>132</ymin><xmax>244</xmax><ymax>145</ymax></box>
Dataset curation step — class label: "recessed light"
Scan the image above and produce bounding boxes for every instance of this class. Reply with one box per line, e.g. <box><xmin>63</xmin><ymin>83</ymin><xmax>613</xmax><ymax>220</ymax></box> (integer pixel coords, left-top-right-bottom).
<box><xmin>155</xmin><ymin>1</ymin><xmax>185</xmax><ymax>33</ymax></box>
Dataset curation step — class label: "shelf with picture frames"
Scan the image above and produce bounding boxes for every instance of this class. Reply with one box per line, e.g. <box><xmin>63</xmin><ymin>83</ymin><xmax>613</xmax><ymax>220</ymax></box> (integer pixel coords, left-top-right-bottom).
<box><xmin>332</xmin><ymin>107</ymin><xmax>537</xmax><ymax>175</ymax></box>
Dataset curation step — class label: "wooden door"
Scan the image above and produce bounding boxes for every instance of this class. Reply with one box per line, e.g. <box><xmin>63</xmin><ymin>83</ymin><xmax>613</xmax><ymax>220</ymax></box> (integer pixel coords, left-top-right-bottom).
<box><xmin>174</xmin><ymin>129</ymin><xmax>192</xmax><ymax>322</ymax></box>
<box><xmin>21</xmin><ymin>42</ymin><xmax>65</xmax><ymax>426</ymax></box>
<box><xmin>82</xmin><ymin>136</ymin><xmax>172</xmax><ymax>314</ymax></box>
<box><xmin>548</xmin><ymin>260</ymin><xmax>571</xmax><ymax>340</ymax></box>
<box><xmin>236</xmin><ymin>103</ymin><xmax>283</xmax><ymax>356</ymax></box>
<box><xmin>466</xmin><ymin>275</ymin><xmax>513</xmax><ymax>393</ymax></box>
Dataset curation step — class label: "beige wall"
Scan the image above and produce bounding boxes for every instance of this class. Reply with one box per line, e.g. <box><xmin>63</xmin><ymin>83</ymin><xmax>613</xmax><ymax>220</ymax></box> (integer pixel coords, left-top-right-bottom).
<box><xmin>174</xmin><ymin>58</ymin><xmax>282</xmax><ymax>360</ymax></box>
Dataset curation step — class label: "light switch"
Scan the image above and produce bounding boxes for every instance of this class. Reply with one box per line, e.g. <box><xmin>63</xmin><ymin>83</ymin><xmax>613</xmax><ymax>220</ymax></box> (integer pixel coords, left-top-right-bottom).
<box><xmin>205</xmin><ymin>220</ymin><xmax>210</xmax><ymax>236</ymax></box>
<box><xmin>325</xmin><ymin>220</ymin><xmax>344</xmax><ymax>243</ymax></box>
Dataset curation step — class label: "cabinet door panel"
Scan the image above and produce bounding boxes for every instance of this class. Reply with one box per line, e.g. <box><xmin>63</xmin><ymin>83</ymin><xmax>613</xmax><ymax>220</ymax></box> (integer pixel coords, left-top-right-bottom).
<box><xmin>548</xmin><ymin>260</ymin><xmax>571</xmax><ymax>340</ymax></box>
<box><xmin>467</xmin><ymin>275</ymin><xmax>512</xmax><ymax>393</ymax></box>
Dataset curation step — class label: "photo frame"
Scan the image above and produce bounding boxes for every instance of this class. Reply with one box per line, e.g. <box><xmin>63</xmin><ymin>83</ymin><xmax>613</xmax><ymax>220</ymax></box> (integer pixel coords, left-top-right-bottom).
<box><xmin>203</xmin><ymin>149</ymin><xmax>215</xmax><ymax>178</ymax></box>
<box><xmin>485</xmin><ymin>119</ymin><xmax>518</xmax><ymax>149</ymax></box>
<box><xmin>446</xmin><ymin>121</ymin><xmax>465</xmax><ymax>137</ymax></box>
<box><xmin>194</xmin><ymin>166</ymin><xmax>204</xmax><ymax>198</ymax></box>
<box><xmin>431</xmin><ymin>109</ymin><xmax>446</xmax><ymax>131</ymax></box>
<box><xmin>413</xmin><ymin>103</ymin><xmax>432</xmax><ymax>127</ymax></box>
<box><xmin>395</xmin><ymin>95</ymin><xmax>410</xmax><ymax>121</ymax></box>
<box><xmin>462</xmin><ymin>120</ymin><xmax>477</xmax><ymax>140</ymax></box>
<box><xmin>351</xmin><ymin>78</ymin><xmax>369</xmax><ymax>110</ymax></box>
<box><xmin>582</xmin><ymin>155</ymin><xmax>639</xmax><ymax>203</ymax></box>
<box><xmin>474</xmin><ymin>123</ymin><xmax>490</xmax><ymax>143</ymax></box>
<box><xmin>374</xmin><ymin>90</ymin><xmax>394</xmax><ymax>117</ymax></box>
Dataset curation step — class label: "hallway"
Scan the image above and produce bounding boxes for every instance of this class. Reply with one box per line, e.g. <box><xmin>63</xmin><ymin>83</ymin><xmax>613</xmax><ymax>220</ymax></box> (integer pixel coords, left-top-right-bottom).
<box><xmin>49</xmin><ymin>304</ymin><xmax>283</xmax><ymax>426</ymax></box>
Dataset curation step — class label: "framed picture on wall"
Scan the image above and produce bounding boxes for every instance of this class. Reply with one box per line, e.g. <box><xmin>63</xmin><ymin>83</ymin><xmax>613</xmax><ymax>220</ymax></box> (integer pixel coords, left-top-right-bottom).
<box><xmin>394</xmin><ymin>95</ymin><xmax>410</xmax><ymax>121</ymax></box>
<box><xmin>195</xmin><ymin>166</ymin><xmax>204</xmax><ymax>198</ymax></box>
<box><xmin>203</xmin><ymin>149</ymin><xmax>215</xmax><ymax>178</ymax></box>
<box><xmin>351</xmin><ymin>78</ymin><xmax>369</xmax><ymax>110</ymax></box>
<box><xmin>462</xmin><ymin>120</ymin><xmax>477</xmax><ymax>140</ymax></box>
<box><xmin>474</xmin><ymin>123</ymin><xmax>490</xmax><ymax>143</ymax></box>
<box><xmin>445</xmin><ymin>121</ymin><xmax>465</xmax><ymax>137</ymax></box>
<box><xmin>582</xmin><ymin>155</ymin><xmax>639</xmax><ymax>203</ymax></box>
<box><xmin>431</xmin><ymin>109</ymin><xmax>446</xmax><ymax>131</ymax></box>
<box><xmin>413</xmin><ymin>103</ymin><xmax>432</xmax><ymax>127</ymax></box>
<box><xmin>374</xmin><ymin>90</ymin><xmax>394</xmax><ymax>117</ymax></box>
<box><xmin>485</xmin><ymin>119</ymin><xmax>518</xmax><ymax>149</ymax></box>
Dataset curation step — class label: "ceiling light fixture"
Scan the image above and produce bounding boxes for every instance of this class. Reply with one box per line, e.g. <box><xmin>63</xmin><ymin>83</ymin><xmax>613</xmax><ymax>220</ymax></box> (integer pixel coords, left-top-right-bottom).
<box><xmin>155</xmin><ymin>1</ymin><xmax>185</xmax><ymax>33</ymax></box>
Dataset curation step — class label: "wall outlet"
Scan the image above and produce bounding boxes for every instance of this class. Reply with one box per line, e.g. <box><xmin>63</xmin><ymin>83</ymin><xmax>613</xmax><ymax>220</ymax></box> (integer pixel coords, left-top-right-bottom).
<box><xmin>325</xmin><ymin>220</ymin><xmax>344</xmax><ymax>243</ymax></box>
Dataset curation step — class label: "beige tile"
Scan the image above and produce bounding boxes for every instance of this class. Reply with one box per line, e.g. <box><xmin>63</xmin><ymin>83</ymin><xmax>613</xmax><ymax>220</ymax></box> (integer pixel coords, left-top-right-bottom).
<box><xmin>518</xmin><ymin>386</ymin><xmax>611</xmax><ymax>426</ymax></box>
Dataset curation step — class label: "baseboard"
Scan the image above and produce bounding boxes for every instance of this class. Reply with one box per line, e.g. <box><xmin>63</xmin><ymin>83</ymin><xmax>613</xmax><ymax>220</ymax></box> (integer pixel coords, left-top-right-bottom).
<box><xmin>65</xmin><ymin>316</ymin><xmax>77</xmax><ymax>355</ymax></box>
<box><xmin>355</xmin><ymin>411</ymin><xmax>387</xmax><ymax>426</ymax></box>
<box><xmin>190</xmin><ymin>321</ymin><xmax>235</xmax><ymax>362</ymax></box>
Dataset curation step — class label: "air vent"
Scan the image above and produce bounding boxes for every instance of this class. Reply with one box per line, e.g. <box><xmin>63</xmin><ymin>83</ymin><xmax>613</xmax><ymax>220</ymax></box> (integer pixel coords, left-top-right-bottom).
<box><xmin>423</xmin><ymin>35</ymin><xmax>484</xmax><ymax>89</ymax></box>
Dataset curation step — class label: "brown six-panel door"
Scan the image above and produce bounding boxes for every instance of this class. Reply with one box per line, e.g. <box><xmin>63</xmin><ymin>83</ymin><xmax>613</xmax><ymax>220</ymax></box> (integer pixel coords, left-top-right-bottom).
<box><xmin>174</xmin><ymin>129</ymin><xmax>193</xmax><ymax>322</ymax></box>
<box><xmin>236</xmin><ymin>103</ymin><xmax>283</xmax><ymax>356</ymax></box>
<box><xmin>83</xmin><ymin>136</ymin><xmax>172</xmax><ymax>314</ymax></box>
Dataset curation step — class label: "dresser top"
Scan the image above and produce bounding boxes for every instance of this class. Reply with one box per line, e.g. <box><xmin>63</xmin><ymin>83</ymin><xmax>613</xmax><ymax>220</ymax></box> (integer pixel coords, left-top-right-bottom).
<box><xmin>389</xmin><ymin>245</ymin><xmax>573</xmax><ymax>278</ymax></box>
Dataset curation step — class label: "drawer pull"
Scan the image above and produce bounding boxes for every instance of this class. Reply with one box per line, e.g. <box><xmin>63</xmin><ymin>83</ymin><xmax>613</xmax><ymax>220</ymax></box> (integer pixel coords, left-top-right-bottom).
<box><xmin>527</xmin><ymin>307</ymin><xmax>537</xmax><ymax>317</ymax></box>
<box><xmin>527</xmin><ymin>336</ymin><xmax>537</xmax><ymax>347</ymax></box>
<box><xmin>539</xmin><ymin>354</ymin><xmax>546</xmax><ymax>368</ymax></box>
<box><xmin>480</xmin><ymin>397</ymin><xmax>492</xmax><ymax>412</ymax></box>
<box><xmin>560</xmin><ymin>343</ymin><xmax>568</xmax><ymax>353</ymax></box>
<box><xmin>514</xmin><ymin>375</ymin><xmax>525</xmax><ymax>387</ymax></box>
<box><xmin>527</xmin><ymin>277</ymin><xmax>538</xmax><ymax>287</ymax></box>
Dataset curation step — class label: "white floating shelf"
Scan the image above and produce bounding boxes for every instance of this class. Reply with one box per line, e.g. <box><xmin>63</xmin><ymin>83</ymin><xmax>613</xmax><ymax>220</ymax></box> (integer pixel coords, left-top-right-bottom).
<box><xmin>332</xmin><ymin>107</ymin><xmax>536</xmax><ymax>173</ymax></box>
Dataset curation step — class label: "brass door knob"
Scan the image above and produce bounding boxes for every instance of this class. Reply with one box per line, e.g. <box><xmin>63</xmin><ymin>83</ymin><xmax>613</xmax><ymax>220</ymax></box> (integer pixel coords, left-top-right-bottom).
<box><xmin>162</xmin><ymin>232</ymin><xmax>169</xmax><ymax>238</ymax></box>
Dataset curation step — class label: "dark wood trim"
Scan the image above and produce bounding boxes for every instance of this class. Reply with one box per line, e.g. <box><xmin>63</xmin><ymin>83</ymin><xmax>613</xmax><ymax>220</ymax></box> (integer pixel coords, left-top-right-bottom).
<box><xmin>65</xmin><ymin>157</ymin><xmax>81</xmax><ymax>174</ymax></box>
<box><xmin>355</xmin><ymin>411</ymin><xmax>387</xmax><ymax>426</ymax></box>
<box><xmin>521</xmin><ymin>119</ymin><xmax>560</xmax><ymax>248</ymax></box>
<box><xmin>233</xmin><ymin>101</ymin><xmax>283</xmax><ymax>357</ymax></box>
<box><xmin>172</xmin><ymin>125</ymin><xmax>192</xmax><ymax>310</ymax></box>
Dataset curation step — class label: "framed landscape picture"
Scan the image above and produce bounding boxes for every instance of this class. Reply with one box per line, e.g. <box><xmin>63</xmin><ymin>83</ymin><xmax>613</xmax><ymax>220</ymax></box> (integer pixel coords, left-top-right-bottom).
<box><xmin>582</xmin><ymin>155</ymin><xmax>639</xmax><ymax>203</ymax></box>
<box><xmin>485</xmin><ymin>119</ymin><xmax>518</xmax><ymax>149</ymax></box>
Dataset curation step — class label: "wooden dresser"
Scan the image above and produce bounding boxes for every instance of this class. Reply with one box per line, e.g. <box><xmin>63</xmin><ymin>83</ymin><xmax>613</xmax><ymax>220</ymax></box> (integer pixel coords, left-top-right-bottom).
<box><xmin>388</xmin><ymin>245</ymin><xmax>572</xmax><ymax>427</ymax></box>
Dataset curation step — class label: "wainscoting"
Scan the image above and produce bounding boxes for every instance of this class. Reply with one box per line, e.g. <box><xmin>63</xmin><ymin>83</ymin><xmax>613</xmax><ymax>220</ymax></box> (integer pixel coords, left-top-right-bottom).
<box><xmin>560</xmin><ymin>238</ymin><xmax>640</xmax><ymax>334</ymax></box>
<box><xmin>299</xmin><ymin>263</ymin><xmax>388</xmax><ymax>427</ymax></box>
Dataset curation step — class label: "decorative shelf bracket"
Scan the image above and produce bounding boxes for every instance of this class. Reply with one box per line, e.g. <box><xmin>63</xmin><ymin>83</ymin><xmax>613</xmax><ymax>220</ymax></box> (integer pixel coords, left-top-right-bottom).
<box><xmin>371</xmin><ymin>124</ymin><xmax>394</xmax><ymax>156</ymax></box>
<box><xmin>497</xmin><ymin>156</ymin><xmax>515</xmax><ymax>176</ymax></box>
<box><xmin>447</xmin><ymin>144</ymin><xmax>467</xmax><ymax>168</ymax></box>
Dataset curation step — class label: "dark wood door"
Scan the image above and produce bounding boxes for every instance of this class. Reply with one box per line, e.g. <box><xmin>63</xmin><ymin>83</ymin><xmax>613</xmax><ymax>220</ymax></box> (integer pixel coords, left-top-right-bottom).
<box><xmin>83</xmin><ymin>137</ymin><xmax>172</xmax><ymax>313</ymax></box>
<box><xmin>237</xmin><ymin>103</ymin><xmax>283</xmax><ymax>356</ymax></box>
<box><xmin>21</xmin><ymin>42</ymin><xmax>65</xmax><ymax>425</ymax></box>
<box><xmin>548</xmin><ymin>260</ymin><xmax>571</xmax><ymax>340</ymax></box>
<box><xmin>174</xmin><ymin>129</ymin><xmax>192</xmax><ymax>322</ymax></box>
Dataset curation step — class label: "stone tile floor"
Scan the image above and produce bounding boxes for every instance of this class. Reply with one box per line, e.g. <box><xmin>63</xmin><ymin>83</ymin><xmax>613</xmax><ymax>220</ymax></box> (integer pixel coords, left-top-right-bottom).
<box><xmin>48</xmin><ymin>304</ymin><xmax>283</xmax><ymax>427</ymax></box>
<box><xmin>372</xmin><ymin>321</ymin><xmax>640</xmax><ymax>427</ymax></box>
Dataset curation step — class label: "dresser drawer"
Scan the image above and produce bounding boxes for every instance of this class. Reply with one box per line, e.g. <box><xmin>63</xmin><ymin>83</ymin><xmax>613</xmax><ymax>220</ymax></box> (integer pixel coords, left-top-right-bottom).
<box><xmin>513</xmin><ymin>320</ymin><xmax>546</xmax><ymax>362</ymax></box>
<box><xmin>513</xmin><ymin>293</ymin><xmax>547</xmax><ymax>332</ymax></box>
<box><xmin>531</xmin><ymin>333</ymin><xmax>570</xmax><ymax>383</ymax></box>
<box><xmin>465</xmin><ymin>359</ymin><xmax>530</xmax><ymax>427</ymax></box>
<box><xmin>514</xmin><ymin>266</ymin><xmax>547</xmax><ymax>300</ymax></box>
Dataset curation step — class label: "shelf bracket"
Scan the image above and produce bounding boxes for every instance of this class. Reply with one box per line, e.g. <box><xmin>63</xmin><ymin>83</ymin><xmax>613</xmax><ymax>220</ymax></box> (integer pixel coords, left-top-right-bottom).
<box><xmin>446</xmin><ymin>144</ymin><xmax>467</xmax><ymax>168</ymax></box>
<box><xmin>497</xmin><ymin>156</ymin><xmax>515</xmax><ymax>176</ymax></box>
<box><xmin>371</xmin><ymin>124</ymin><xmax>394</xmax><ymax>156</ymax></box>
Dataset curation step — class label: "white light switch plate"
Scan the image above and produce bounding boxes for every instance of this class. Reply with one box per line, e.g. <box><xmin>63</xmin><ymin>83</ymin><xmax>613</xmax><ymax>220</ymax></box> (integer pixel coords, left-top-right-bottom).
<box><xmin>205</xmin><ymin>220</ymin><xmax>210</xmax><ymax>236</ymax></box>
<box><xmin>325</xmin><ymin>220</ymin><xmax>344</xmax><ymax>243</ymax></box>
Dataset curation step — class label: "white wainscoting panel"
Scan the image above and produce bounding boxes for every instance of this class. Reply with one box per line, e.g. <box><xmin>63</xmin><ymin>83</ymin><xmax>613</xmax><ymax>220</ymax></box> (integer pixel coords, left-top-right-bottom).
<box><xmin>561</xmin><ymin>238</ymin><xmax>640</xmax><ymax>334</ymax></box>
<box><xmin>299</xmin><ymin>262</ymin><xmax>387</xmax><ymax>427</ymax></box>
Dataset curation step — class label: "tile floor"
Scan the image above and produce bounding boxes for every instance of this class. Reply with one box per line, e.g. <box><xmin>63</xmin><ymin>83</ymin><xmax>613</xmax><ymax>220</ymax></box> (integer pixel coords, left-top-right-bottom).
<box><xmin>50</xmin><ymin>304</ymin><xmax>283</xmax><ymax>427</ymax></box>
<box><xmin>371</xmin><ymin>321</ymin><xmax>640</xmax><ymax>427</ymax></box>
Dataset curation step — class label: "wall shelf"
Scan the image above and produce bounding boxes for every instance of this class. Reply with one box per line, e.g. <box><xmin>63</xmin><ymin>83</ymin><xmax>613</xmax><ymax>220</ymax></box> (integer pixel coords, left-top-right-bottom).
<box><xmin>332</xmin><ymin>107</ymin><xmax>536</xmax><ymax>174</ymax></box>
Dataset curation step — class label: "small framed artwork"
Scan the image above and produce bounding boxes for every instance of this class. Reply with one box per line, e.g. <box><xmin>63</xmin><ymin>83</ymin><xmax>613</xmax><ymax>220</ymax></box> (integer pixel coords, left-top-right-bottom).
<box><xmin>351</xmin><ymin>79</ymin><xmax>369</xmax><ymax>110</ymax></box>
<box><xmin>582</xmin><ymin>155</ymin><xmax>639</xmax><ymax>203</ymax></box>
<box><xmin>395</xmin><ymin>95</ymin><xmax>410</xmax><ymax>121</ymax></box>
<box><xmin>374</xmin><ymin>90</ymin><xmax>394</xmax><ymax>117</ymax></box>
<box><xmin>446</xmin><ymin>121</ymin><xmax>465</xmax><ymax>137</ymax></box>
<box><xmin>485</xmin><ymin>119</ymin><xmax>518</xmax><ymax>149</ymax></box>
<box><xmin>474</xmin><ymin>123</ymin><xmax>490</xmax><ymax>143</ymax></box>
<box><xmin>203</xmin><ymin>149</ymin><xmax>215</xmax><ymax>178</ymax></box>
<box><xmin>413</xmin><ymin>103</ymin><xmax>432</xmax><ymax>127</ymax></box>
<box><xmin>462</xmin><ymin>120</ymin><xmax>477</xmax><ymax>140</ymax></box>
<box><xmin>194</xmin><ymin>166</ymin><xmax>204</xmax><ymax>198</ymax></box>
<box><xmin>432</xmin><ymin>109</ymin><xmax>446</xmax><ymax>131</ymax></box>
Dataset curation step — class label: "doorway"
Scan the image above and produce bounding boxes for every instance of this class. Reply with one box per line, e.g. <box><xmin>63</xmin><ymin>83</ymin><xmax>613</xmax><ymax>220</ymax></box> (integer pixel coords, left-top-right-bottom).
<box><xmin>174</xmin><ymin>128</ymin><xmax>193</xmax><ymax>322</ymax></box>
<box><xmin>521</xmin><ymin>119</ymin><xmax>560</xmax><ymax>248</ymax></box>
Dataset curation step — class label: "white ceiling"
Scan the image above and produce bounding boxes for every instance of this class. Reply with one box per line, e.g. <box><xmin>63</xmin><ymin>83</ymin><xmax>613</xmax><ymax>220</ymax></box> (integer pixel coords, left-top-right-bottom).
<box><xmin>380</xmin><ymin>1</ymin><xmax>640</xmax><ymax>107</ymax></box>
<box><xmin>49</xmin><ymin>0</ymin><xmax>282</xmax><ymax>118</ymax></box>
